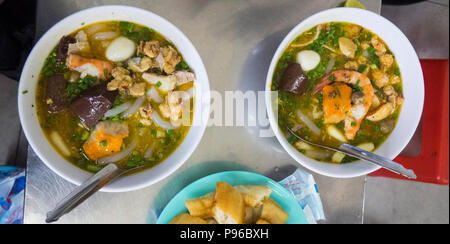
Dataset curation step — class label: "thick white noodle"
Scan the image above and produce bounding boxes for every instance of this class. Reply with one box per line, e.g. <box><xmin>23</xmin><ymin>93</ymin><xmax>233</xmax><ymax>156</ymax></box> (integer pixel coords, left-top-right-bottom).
<box><xmin>104</xmin><ymin>102</ymin><xmax>132</xmax><ymax>118</ymax></box>
<box><xmin>151</xmin><ymin>112</ymin><xmax>179</xmax><ymax>130</ymax></box>
<box><xmin>325</xmin><ymin>57</ymin><xmax>335</xmax><ymax>74</ymax></box>
<box><xmin>185</xmin><ymin>87</ymin><xmax>195</xmax><ymax>100</ymax></box>
<box><xmin>93</xmin><ymin>31</ymin><xmax>119</xmax><ymax>40</ymax></box>
<box><xmin>144</xmin><ymin>146</ymin><xmax>153</xmax><ymax>159</ymax></box>
<box><xmin>97</xmin><ymin>140</ymin><xmax>137</xmax><ymax>165</ymax></box>
<box><xmin>122</xmin><ymin>96</ymin><xmax>146</xmax><ymax>118</ymax></box>
<box><xmin>50</xmin><ymin>131</ymin><xmax>71</xmax><ymax>156</ymax></box>
<box><xmin>85</xmin><ymin>23</ymin><xmax>106</xmax><ymax>35</ymax></box>
<box><xmin>147</xmin><ymin>87</ymin><xmax>164</xmax><ymax>103</ymax></box>
<box><xmin>296</xmin><ymin>109</ymin><xmax>321</xmax><ymax>135</ymax></box>
<box><xmin>305</xmin><ymin>150</ymin><xmax>331</xmax><ymax>160</ymax></box>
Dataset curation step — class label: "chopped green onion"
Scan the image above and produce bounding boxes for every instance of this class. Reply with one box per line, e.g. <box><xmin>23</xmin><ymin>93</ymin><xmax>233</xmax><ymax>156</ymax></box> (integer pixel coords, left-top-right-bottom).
<box><xmin>287</xmin><ymin>135</ymin><xmax>298</xmax><ymax>144</ymax></box>
<box><xmin>358</xmin><ymin>65</ymin><xmax>367</xmax><ymax>73</ymax></box>
<box><xmin>81</xmin><ymin>131</ymin><xmax>90</xmax><ymax>141</ymax></box>
<box><xmin>86</xmin><ymin>164</ymin><xmax>102</xmax><ymax>173</ymax></box>
<box><xmin>47</xmin><ymin>117</ymin><xmax>55</xmax><ymax>125</ymax></box>
<box><xmin>99</xmin><ymin>140</ymin><xmax>107</xmax><ymax>147</ymax></box>
<box><xmin>127</xmin><ymin>161</ymin><xmax>137</xmax><ymax>168</ymax></box>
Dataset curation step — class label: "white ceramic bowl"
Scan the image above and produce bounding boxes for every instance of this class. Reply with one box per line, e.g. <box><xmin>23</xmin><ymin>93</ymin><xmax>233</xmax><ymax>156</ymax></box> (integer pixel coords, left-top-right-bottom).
<box><xmin>265</xmin><ymin>8</ymin><xmax>424</xmax><ymax>178</ymax></box>
<box><xmin>18</xmin><ymin>5</ymin><xmax>210</xmax><ymax>192</ymax></box>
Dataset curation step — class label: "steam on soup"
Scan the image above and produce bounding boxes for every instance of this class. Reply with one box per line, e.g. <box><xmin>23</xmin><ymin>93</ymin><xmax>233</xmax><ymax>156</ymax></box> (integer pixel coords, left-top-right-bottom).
<box><xmin>36</xmin><ymin>21</ymin><xmax>196</xmax><ymax>173</ymax></box>
<box><xmin>272</xmin><ymin>22</ymin><xmax>403</xmax><ymax>163</ymax></box>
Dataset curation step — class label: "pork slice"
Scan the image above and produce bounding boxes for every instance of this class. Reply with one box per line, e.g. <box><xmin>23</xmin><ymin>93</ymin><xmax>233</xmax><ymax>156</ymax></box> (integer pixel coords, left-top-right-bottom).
<box><xmin>70</xmin><ymin>82</ymin><xmax>118</xmax><ymax>128</ymax></box>
<box><xmin>45</xmin><ymin>74</ymin><xmax>68</xmax><ymax>113</ymax></box>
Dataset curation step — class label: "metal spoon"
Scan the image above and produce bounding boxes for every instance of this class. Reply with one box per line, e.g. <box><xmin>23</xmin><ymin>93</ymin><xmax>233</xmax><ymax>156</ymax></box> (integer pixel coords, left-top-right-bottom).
<box><xmin>46</xmin><ymin>163</ymin><xmax>144</xmax><ymax>223</ymax></box>
<box><xmin>286</xmin><ymin>126</ymin><xmax>416</xmax><ymax>179</ymax></box>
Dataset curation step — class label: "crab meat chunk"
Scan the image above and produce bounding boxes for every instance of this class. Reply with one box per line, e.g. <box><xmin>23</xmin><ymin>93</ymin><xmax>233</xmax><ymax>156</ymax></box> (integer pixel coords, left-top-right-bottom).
<box><xmin>68</xmin><ymin>30</ymin><xmax>91</xmax><ymax>55</ymax></box>
<box><xmin>174</xmin><ymin>71</ymin><xmax>196</xmax><ymax>86</ymax></box>
<box><xmin>139</xmin><ymin>103</ymin><xmax>154</xmax><ymax>119</ymax></box>
<box><xmin>107</xmin><ymin>67</ymin><xmax>133</xmax><ymax>91</ymax></box>
<box><xmin>142</xmin><ymin>73</ymin><xmax>177</xmax><ymax>92</ymax></box>
<box><xmin>137</xmin><ymin>40</ymin><xmax>160</xmax><ymax>58</ymax></box>
<box><xmin>128</xmin><ymin>57</ymin><xmax>152</xmax><ymax>73</ymax></box>
<box><xmin>160</xmin><ymin>46</ymin><xmax>181</xmax><ymax>74</ymax></box>
<box><xmin>67</xmin><ymin>53</ymin><xmax>113</xmax><ymax>79</ymax></box>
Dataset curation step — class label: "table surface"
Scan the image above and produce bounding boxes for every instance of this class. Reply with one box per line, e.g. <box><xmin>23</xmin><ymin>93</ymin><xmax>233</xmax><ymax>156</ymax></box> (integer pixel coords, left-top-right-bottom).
<box><xmin>24</xmin><ymin>0</ymin><xmax>381</xmax><ymax>224</ymax></box>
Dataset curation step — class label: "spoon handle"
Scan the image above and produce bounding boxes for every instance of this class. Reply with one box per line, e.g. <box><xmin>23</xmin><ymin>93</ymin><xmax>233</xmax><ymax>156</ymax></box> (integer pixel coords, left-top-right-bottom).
<box><xmin>339</xmin><ymin>143</ymin><xmax>417</xmax><ymax>179</ymax></box>
<box><xmin>46</xmin><ymin>163</ymin><xmax>123</xmax><ymax>223</ymax></box>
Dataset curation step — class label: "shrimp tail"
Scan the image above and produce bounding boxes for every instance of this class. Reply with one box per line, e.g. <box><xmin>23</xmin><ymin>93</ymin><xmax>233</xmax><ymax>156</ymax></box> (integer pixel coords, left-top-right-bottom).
<box><xmin>313</xmin><ymin>74</ymin><xmax>333</xmax><ymax>94</ymax></box>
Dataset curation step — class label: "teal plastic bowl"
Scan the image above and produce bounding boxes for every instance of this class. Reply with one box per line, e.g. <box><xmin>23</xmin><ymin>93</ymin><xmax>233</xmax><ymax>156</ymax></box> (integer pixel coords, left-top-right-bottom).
<box><xmin>157</xmin><ymin>171</ymin><xmax>308</xmax><ymax>224</ymax></box>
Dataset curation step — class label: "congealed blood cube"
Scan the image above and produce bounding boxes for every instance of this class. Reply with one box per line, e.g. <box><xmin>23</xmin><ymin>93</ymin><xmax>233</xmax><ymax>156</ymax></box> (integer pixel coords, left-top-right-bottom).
<box><xmin>70</xmin><ymin>82</ymin><xmax>118</xmax><ymax>128</ymax></box>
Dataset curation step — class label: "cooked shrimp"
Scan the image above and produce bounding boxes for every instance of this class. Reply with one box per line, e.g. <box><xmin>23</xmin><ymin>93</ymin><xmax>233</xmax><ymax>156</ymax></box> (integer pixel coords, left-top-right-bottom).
<box><xmin>82</xmin><ymin>121</ymin><xmax>129</xmax><ymax>160</ymax></box>
<box><xmin>314</xmin><ymin>70</ymin><xmax>375</xmax><ymax>140</ymax></box>
<box><xmin>67</xmin><ymin>53</ymin><xmax>113</xmax><ymax>79</ymax></box>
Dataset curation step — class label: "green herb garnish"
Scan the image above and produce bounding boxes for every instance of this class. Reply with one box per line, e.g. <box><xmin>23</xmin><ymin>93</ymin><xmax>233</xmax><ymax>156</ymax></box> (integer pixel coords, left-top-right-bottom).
<box><xmin>118</xmin><ymin>21</ymin><xmax>154</xmax><ymax>43</ymax></box>
<box><xmin>287</xmin><ymin>135</ymin><xmax>298</xmax><ymax>144</ymax></box>
<box><xmin>353</xmin><ymin>80</ymin><xmax>363</xmax><ymax>92</ymax></box>
<box><xmin>358</xmin><ymin>65</ymin><xmax>367</xmax><ymax>73</ymax></box>
<box><xmin>176</xmin><ymin>60</ymin><xmax>190</xmax><ymax>71</ymax></box>
<box><xmin>81</xmin><ymin>131</ymin><xmax>89</xmax><ymax>141</ymax></box>
<box><xmin>42</xmin><ymin>49</ymin><xmax>68</xmax><ymax>76</ymax></box>
<box><xmin>66</xmin><ymin>75</ymin><xmax>98</xmax><ymax>101</ymax></box>
<box><xmin>86</xmin><ymin>164</ymin><xmax>102</xmax><ymax>173</ymax></box>
<box><xmin>47</xmin><ymin>117</ymin><xmax>55</xmax><ymax>125</ymax></box>
<box><xmin>317</xmin><ymin>118</ymin><xmax>325</xmax><ymax>128</ymax></box>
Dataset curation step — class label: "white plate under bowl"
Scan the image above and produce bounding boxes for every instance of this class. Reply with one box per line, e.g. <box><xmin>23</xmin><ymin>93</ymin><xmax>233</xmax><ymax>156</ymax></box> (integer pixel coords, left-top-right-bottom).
<box><xmin>265</xmin><ymin>8</ymin><xmax>424</xmax><ymax>178</ymax></box>
<box><xmin>18</xmin><ymin>5</ymin><xmax>210</xmax><ymax>192</ymax></box>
